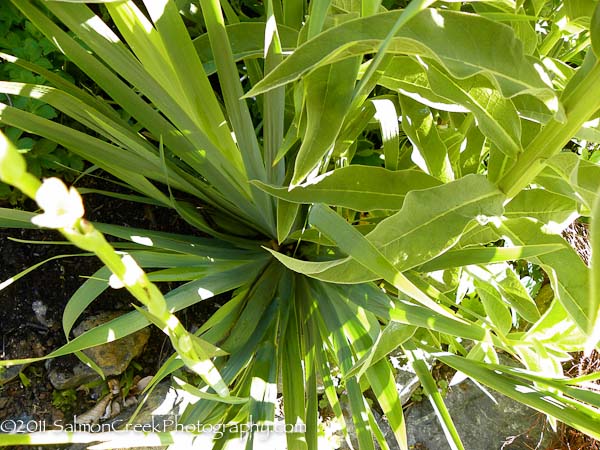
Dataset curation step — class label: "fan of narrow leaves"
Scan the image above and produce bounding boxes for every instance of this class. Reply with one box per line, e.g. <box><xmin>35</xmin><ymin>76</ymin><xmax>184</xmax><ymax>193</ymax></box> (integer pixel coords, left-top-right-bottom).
<box><xmin>1</xmin><ymin>0</ymin><xmax>600</xmax><ymax>449</ymax></box>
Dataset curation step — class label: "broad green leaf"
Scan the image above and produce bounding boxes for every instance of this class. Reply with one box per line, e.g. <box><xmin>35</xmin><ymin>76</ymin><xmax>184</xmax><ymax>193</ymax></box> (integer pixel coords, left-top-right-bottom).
<box><xmin>399</xmin><ymin>95</ymin><xmax>454</xmax><ymax>181</ymax></box>
<box><xmin>427</xmin><ymin>66</ymin><xmax>522</xmax><ymax>159</ymax></box>
<box><xmin>576</xmin><ymin>115</ymin><xmax>600</xmax><ymax>144</ymax></box>
<box><xmin>512</xmin><ymin>16</ymin><xmax>538</xmax><ymax>55</ymax></box>
<box><xmin>514</xmin><ymin>342</ymin><xmax>564</xmax><ymax>382</ymax></box>
<box><xmin>487</xmin><ymin>143</ymin><xmax>516</xmax><ymax>185</ymax></box>
<box><xmin>331</xmin><ymin>0</ymin><xmax>361</xmax><ymax>14</ymax></box>
<box><xmin>497</xmin><ymin>52</ymin><xmax>600</xmax><ymax>198</ymax></box>
<box><xmin>474</xmin><ymin>279</ymin><xmax>513</xmax><ymax>335</ymax></box>
<box><xmin>523</xmin><ymin>299</ymin><xmax>586</xmax><ymax>352</ymax></box>
<box><xmin>266</xmin><ymin>247</ymin><xmax>352</xmax><ymax>276</ymax></box>
<box><xmin>308</xmin><ymin>203</ymin><xmax>456</xmax><ymax>317</ymax></box>
<box><xmin>366</xmin><ymin>174</ymin><xmax>504</xmax><ymax>271</ymax></box>
<box><xmin>254</xmin><ymin>166</ymin><xmax>441</xmax><ymax>210</ymax></box>
<box><xmin>288</xmin><ymin>226</ymin><xmax>373</xmax><ymax>246</ymax></box>
<box><xmin>272</xmin><ymin>175</ymin><xmax>505</xmax><ymax>285</ymax></box>
<box><xmin>418</xmin><ymin>244</ymin><xmax>562</xmax><ymax>272</ymax></box>
<box><xmin>457</xmin><ymin>223</ymin><xmax>501</xmax><ymax>247</ymax></box>
<box><xmin>537</xmin><ymin>152</ymin><xmax>600</xmax><ymax>212</ymax></box>
<box><xmin>564</xmin><ymin>0</ymin><xmax>597</xmax><ymax>34</ymax></box>
<box><xmin>467</xmin><ymin>262</ymin><xmax>541</xmax><ymax>324</ymax></box>
<box><xmin>459</xmin><ymin>125</ymin><xmax>486</xmax><ymax>176</ymax></box>
<box><xmin>247</xmin><ymin>9</ymin><xmax>556</xmax><ymax>109</ymax></box>
<box><xmin>292</xmin><ymin>57</ymin><xmax>360</xmax><ymax>186</ymax></box>
<box><xmin>332</xmin><ymin>99</ymin><xmax>376</xmax><ymax>159</ymax></box>
<box><xmin>587</xmin><ymin>183</ymin><xmax>600</xmax><ymax>350</ymax></box>
<box><xmin>377</xmin><ymin>56</ymin><xmax>468</xmax><ymax>112</ymax></box>
<box><xmin>504</xmin><ymin>188</ymin><xmax>578</xmax><ymax>226</ymax></box>
<box><xmin>534</xmin><ymin>153</ymin><xmax>586</xmax><ymax>203</ymax></box>
<box><xmin>493</xmin><ymin>265</ymin><xmax>541</xmax><ymax>323</ymax></box>
<box><xmin>498</xmin><ymin>218</ymin><xmax>590</xmax><ymax>333</ymax></box>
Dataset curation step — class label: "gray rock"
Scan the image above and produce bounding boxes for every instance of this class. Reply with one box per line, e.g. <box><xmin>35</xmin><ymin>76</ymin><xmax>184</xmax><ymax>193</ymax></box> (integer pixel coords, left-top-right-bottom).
<box><xmin>404</xmin><ymin>379</ymin><xmax>554</xmax><ymax>450</ymax></box>
<box><xmin>47</xmin><ymin>355</ymin><xmax>100</xmax><ymax>390</ymax></box>
<box><xmin>329</xmin><ymin>353</ymin><xmax>553</xmax><ymax>450</ymax></box>
<box><xmin>0</xmin><ymin>364</ymin><xmax>25</xmax><ymax>385</ymax></box>
<box><xmin>67</xmin><ymin>382</ymin><xmax>181</xmax><ymax>450</ymax></box>
<box><xmin>47</xmin><ymin>311</ymin><xmax>150</xmax><ymax>390</ymax></box>
<box><xmin>395</xmin><ymin>366</ymin><xmax>421</xmax><ymax>406</ymax></box>
<box><xmin>121</xmin><ymin>382</ymin><xmax>184</xmax><ymax>431</ymax></box>
<box><xmin>390</xmin><ymin>352</ymin><xmax>430</xmax><ymax>405</ymax></box>
<box><xmin>373</xmin><ymin>409</ymin><xmax>400</xmax><ymax>450</ymax></box>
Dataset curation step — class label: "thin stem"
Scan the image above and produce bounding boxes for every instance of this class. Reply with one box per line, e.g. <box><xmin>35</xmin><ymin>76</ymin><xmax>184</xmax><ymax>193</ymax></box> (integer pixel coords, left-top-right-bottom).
<box><xmin>498</xmin><ymin>61</ymin><xmax>600</xmax><ymax>199</ymax></box>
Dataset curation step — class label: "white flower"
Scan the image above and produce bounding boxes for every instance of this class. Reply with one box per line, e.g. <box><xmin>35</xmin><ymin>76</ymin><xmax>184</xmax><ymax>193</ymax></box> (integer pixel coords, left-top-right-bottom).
<box><xmin>31</xmin><ymin>178</ymin><xmax>84</xmax><ymax>229</ymax></box>
<box><xmin>109</xmin><ymin>254</ymin><xmax>145</xmax><ymax>289</ymax></box>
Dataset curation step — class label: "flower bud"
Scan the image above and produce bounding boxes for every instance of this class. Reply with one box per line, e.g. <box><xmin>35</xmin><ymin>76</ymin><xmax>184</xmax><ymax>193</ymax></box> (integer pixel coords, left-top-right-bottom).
<box><xmin>109</xmin><ymin>254</ymin><xmax>145</xmax><ymax>289</ymax></box>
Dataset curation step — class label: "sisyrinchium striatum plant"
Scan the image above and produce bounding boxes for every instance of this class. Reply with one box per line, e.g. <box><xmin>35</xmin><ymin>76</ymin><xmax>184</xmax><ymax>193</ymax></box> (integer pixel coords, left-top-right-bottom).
<box><xmin>1</xmin><ymin>0</ymin><xmax>600</xmax><ymax>448</ymax></box>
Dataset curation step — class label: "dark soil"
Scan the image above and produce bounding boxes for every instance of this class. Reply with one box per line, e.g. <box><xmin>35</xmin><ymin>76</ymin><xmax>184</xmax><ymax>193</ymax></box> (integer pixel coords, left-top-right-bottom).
<box><xmin>0</xmin><ymin>175</ymin><xmax>224</xmax><ymax>449</ymax></box>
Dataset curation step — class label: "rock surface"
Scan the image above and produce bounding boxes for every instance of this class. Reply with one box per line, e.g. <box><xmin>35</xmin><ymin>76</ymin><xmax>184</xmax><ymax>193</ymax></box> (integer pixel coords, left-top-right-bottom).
<box><xmin>404</xmin><ymin>379</ymin><xmax>554</xmax><ymax>450</ymax></box>
<box><xmin>334</xmin><ymin>355</ymin><xmax>554</xmax><ymax>450</ymax></box>
<box><xmin>47</xmin><ymin>311</ymin><xmax>150</xmax><ymax>390</ymax></box>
